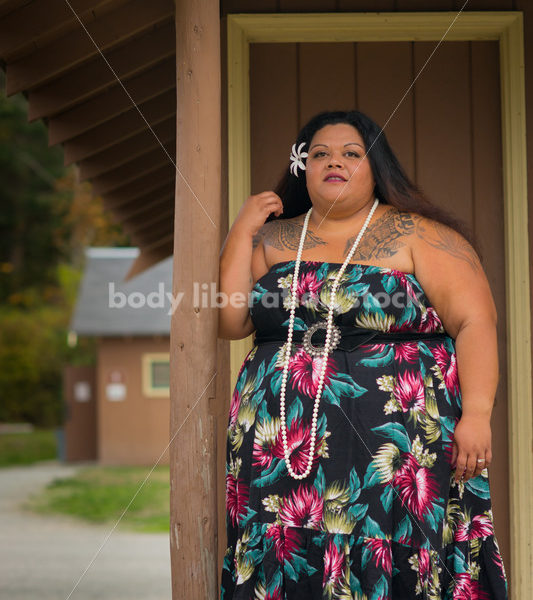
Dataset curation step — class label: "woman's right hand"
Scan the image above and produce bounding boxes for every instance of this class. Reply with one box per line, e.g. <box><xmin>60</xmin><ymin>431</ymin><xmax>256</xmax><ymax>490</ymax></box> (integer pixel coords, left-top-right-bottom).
<box><xmin>218</xmin><ymin>191</ymin><xmax>283</xmax><ymax>339</ymax></box>
<box><xmin>232</xmin><ymin>191</ymin><xmax>284</xmax><ymax>237</ymax></box>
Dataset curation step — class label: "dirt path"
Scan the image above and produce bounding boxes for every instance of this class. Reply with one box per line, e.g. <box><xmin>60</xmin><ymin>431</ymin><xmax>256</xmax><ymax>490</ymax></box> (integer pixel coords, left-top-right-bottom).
<box><xmin>0</xmin><ymin>461</ymin><xmax>171</xmax><ymax>600</ymax></box>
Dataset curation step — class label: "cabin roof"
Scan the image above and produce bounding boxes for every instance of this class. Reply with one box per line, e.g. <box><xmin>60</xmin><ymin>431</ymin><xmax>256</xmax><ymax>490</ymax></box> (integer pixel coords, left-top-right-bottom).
<box><xmin>70</xmin><ymin>247</ymin><xmax>172</xmax><ymax>336</ymax></box>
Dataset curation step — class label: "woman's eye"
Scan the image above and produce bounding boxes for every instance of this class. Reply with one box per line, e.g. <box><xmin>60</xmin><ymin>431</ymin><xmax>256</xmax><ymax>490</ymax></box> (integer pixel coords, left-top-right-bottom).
<box><xmin>313</xmin><ymin>151</ymin><xmax>359</xmax><ymax>157</ymax></box>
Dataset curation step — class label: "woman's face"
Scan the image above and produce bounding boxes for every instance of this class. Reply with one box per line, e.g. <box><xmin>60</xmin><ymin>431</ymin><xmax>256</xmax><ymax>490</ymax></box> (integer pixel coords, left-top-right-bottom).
<box><xmin>305</xmin><ymin>123</ymin><xmax>375</xmax><ymax>211</ymax></box>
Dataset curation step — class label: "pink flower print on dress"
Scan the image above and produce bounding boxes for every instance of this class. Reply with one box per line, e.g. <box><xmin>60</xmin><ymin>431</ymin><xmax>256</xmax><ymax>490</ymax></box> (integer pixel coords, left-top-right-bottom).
<box><xmin>393</xmin><ymin>370</ymin><xmax>426</xmax><ymax>413</ymax></box>
<box><xmin>265</xmin><ymin>522</ymin><xmax>302</xmax><ymax>563</ymax></box>
<box><xmin>433</xmin><ymin>343</ymin><xmax>460</xmax><ymax>396</ymax></box>
<box><xmin>295</xmin><ymin>268</ymin><xmax>322</xmax><ymax>307</ymax></box>
<box><xmin>364</xmin><ymin>537</ymin><xmax>393</xmax><ymax>576</ymax></box>
<box><xmin>226</xmin><ymin>472</ymin><xmax>250</xmax><ymax>527</ymax></box>
<box><xmin>278</xmin><ymin>483</ymin><xmax>324</xmax><ymax>529</ymax></box>
<box><xmin>393</xmin><ymin>452</ymin><xmax>440</xmax><ymax>520</ymax></box>
<box><xmin>252</xmin><ymin>432</ymin><xmax>275</xmax><ymax>471</ymax></box>
<box><xmin>394</xmin><ymin>341</ymin><xmax>420</xmax><ymax>364</ymax></box>
<box><xmin>287</xmin><ymin>347</ymin><xmax>338</xmax><ymax>396</ymax></box>
<box><xmin>451</xmin><ymin>572</ymin><xmax>491</xmax><ymax>600</ymax></box>
<box><xmin>228</xmin><ymin>387</ymin><xmax>241</xmax><ymax>427</ymax></box>
<box><xmin>264</xmin><ymin>587</ymin><xmax>283</xmax><ymax>600</ymax></box>
<box><xmin>416</xmin><ymin>548</ymin><xmax>432</xmax><ymax>589</ymax></box>
<box><xmin>272</xmin><ymin>416</ymin><xmax>324</xmax><ymax>475</ymax></box>
<box><xmin>421</xmin><ymin>305</ymin><xmax>443</xmax><ymax>332</ymax></box>
<box><xmin>454</xmin><ymin>513</ymin><xmax>494</xmax><ymax>541</ymax></box>
<box><xmin>323</xmin><ymin>538</ymin><xmax>346</xmax><ymax>589</ymax></box>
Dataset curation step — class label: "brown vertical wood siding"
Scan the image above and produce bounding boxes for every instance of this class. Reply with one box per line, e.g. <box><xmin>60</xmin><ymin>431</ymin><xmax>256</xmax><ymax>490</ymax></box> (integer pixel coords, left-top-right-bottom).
<box><xmin>248</xmin><ymin>32</ymin><xmax>510</xmax><ymax>579</ymax></box>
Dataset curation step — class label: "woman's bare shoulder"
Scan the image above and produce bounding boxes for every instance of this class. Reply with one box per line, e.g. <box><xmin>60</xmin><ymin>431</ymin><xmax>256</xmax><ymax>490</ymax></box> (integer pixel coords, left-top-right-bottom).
<box><xmin>409</xmin><ymin>213</ymin><xmax>481</xmax><ymax>272</ymax></box>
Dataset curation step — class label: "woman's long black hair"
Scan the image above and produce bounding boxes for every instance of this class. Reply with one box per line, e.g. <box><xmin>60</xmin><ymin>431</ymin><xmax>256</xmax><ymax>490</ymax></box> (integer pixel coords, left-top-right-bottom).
<box><xmin>267</xmin><ymin>110</ymin><xmax>481</xmax><ymax>259</ymax></box>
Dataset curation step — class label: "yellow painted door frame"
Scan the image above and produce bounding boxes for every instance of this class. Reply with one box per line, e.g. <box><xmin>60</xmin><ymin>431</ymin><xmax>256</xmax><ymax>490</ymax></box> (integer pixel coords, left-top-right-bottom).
<box><xmin>226</xmin><ymin>12</ymin><xmax>531</xmax><ymax>598</ymax></box>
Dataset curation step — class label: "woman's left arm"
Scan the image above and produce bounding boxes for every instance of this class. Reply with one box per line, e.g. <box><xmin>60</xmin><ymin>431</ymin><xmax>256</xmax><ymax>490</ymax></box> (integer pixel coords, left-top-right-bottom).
<box><xmin>409</xmin><ymin>215</ymin><xmax>499</xmax><ymax>483</ymax></box>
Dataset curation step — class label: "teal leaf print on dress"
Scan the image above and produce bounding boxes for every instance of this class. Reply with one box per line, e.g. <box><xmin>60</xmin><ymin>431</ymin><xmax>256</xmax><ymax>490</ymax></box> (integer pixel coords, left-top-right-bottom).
<box><xmin>313</xmin><ymin>463</ymin><xmax>326</xmax><ymax>496</ymax></box>
<box><xmin>282</xmin><ymin>316</ymin><xmax>307</xmax><ymax>331</ymax></box>
<box><xmin>251</xmin><ymin>283</ymin><xmax>268</xmax><ymax>304</ymax></box>
<box><xmin>239</xmin><ymin>506</ymin><xmax>258</xmax><ymax>527</ymax></box>
<box><xmin>255</xmin><ymin>359</ymin><xmax>265</xmax><ymax>386</ymax></box>
<box><xmin>380</xmin><ymin>483</ymin><xmax>395</xmax><ymax>513</ymax></box>
<box><xmin>322</xmin><ymin>372</ymin><xmax>367</xmax><ymax>406</ymax></box>
<box><xmin>396</xmin><ymin>302</ymin><xmax>418</xmax><ymax>328</ymax></box>
<box><xmin>361</xmin><ymin>515</ymin><xmax>383</xmax><ymax>538</ymax></box>
<box><xmin>283</xmin><ymin>553</ymin><xmax>309</xmax><ymax>582</ymax></box>
<box><xmin>465</xmin><ymin>472</ymin><xmax>491</xmax><ymax>499</ymax></box>
<box><xmin>270</xmin><ymin>365</ymin><xmax>283</xmax><ymax>397</ymax></box>
<box><xmin>371</xmin><ymin>423</ymin><xmax>411</xmax><ymax>453</ymax></box>
<box><xmin>235</xmin><ymin>366</ymin><xmax>248</xmax><ymax>393</ymax></box>
<box><xmin>393</xmin><ymin>514</ymin><xmax>414</xmax><ymax>543</ymax></box>
<box><xmin>382</xmin><ymin>273</ymin><xmax>399</xmax><ymax>294</ymax></box>
<box><xmin>248</xmin><ymin>521</ymin><xmax>264</xmax><ymax>543</ymax></box>
<box><xmin>424</xmin><ymin>501</ymin><xmax>445</xmax><ymax>532</ymax></box>
<box><xmin>348</xmin><ymin>466</ymin><xmax>362</xmax><ymax>503</ymax></box>
<box><xmin>362</xmin><ymin>292</ymin><xmax>387</xmax><ymax>317</ymax></box>
<box><xmin>345</xmin><ymin>282</ymin><xmax>371</xmax><ymax>306</ymax></box>
<box><xmin>449</xmin><ymin>545</ymin><xmax>468</xmax><ymax>573</ymax></box>
<box><xmin>357</xmin><ymin>346</ymin><xmax>396</xmax><ymax>367</ymax></box>
<box><xmin>347</xmin><ymin>502</ymin><xmax>368</xmax><ymax>522</ymax></box>
<box><xmin>257</xmin><ymin>398</ymin><xmax>269</xmax><ymax>421</ymax></box>
<box><xmin>251</xmin><ymin>458</ymin><xmax>286</xmax><ymax>487</ymax></box>
<box><xmin>439</xmin><ymin>416</ymin><xmax>456</xmax><ymax>443</ymax></box>
<box><xmin>286</xmin><ymin>396</ymin><xmax>303</xmax><ymax>425</ymax></box>
<box><xmin>371</xmin><ymin>575</ymin><xmax>389</xmax><ymax>600</ymax></box>
<box><xmin>266</xmin><ymin>352</ymin><xmax>280</xmax><ymax>376</ymax></box>
<box><xmin>362</xmin><ymin>462</ymin><xmax>382</xmax><ymax>488</ymax></box>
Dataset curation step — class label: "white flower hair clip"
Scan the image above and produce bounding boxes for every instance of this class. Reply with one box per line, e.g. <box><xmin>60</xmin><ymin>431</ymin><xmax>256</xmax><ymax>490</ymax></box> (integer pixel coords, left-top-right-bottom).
<box><xmin>289</xmin><ymin>142</ymin><xmax>308</xmax><ymax>177</ymax></box>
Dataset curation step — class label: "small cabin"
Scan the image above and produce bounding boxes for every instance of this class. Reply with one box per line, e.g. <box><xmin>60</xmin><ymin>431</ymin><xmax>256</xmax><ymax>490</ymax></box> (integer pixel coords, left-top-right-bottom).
<box><xmin>66</xmin><ymin>247</ymin><xmax>171</xmax><ymax>465</ymax></box>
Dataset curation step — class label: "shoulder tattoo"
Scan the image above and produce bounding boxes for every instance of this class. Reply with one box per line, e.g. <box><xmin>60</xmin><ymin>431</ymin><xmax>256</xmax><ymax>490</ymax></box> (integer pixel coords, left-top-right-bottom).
<box><xmin>412</xmin><ymin>215</ymin><xmax>481</xmax><ymax>272</ymax></box>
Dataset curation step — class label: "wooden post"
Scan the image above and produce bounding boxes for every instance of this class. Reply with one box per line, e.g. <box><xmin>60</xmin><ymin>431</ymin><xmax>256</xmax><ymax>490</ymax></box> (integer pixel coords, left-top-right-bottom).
<box><xmin>170</xmin><ymin>0</ymin><xmax>221</xmax><ymax>597</ymax></box>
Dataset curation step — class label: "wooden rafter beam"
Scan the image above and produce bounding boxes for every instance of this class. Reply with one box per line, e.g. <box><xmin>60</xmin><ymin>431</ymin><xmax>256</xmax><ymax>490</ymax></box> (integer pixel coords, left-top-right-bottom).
<box><xmin>63</xmin><ymin>89</ymin><xmax>175</xmax><ymax>164</ymax></box>
<box><xmin>76</xmin><ymin>121</ymin><xmax>175</xmax><ymax>179</ymax></box>
<box><xmin>121</xmin><ymin>208</ymin><xmax>174</xmax><ymax>240</ymax></box>
<box><xmin>90</xmin><ymin>146</ymin><xmax>173</xmax><ymax>195</ymax></box>
<box><xmin>106</xmin><ymin>185</ymin><xmax>174</xmax><ymax>221</ymax></box>
<box><xmin>27</xmin><ymin>20</ymin><xmax>175</xmax><ymax>121</ymax></box>
<box><xmin>48</xmin><ymin>57</ymin><xmax>175</xmax><ymax>144</ymax></box>
<box><xmin>0</xmin><ymin>0</ymin><xmax>114</xmax><ymax>57</ymax></box>
<box><xmin>6</xmin><ymin>0</ymin><xmax>174</xmax><ymax>95</ymax></box>
<box><xmin>100</xmin><ymin>165</ymin><xmax>174</xmax><ymax>207</ymax></box>
<box><xmin>0</xmin><ymin>0</ymin><xmax>28</xmax><ymax>20</ymax></box>
<box><xmin>124</xmin><ymin>237</ymin><xmax>172</xmax><ymax>281</ymax></box>
<box><xmin>126</xmin><ymin>230</ymin><xmax>173</xmax><ymax>259</ymax></box>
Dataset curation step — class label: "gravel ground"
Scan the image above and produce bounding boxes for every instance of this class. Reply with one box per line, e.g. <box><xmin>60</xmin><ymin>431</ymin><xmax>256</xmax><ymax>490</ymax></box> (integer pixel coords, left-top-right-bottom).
<box><xmin>0</xmin><ymin>460</ymin><xmax>171</xmax><ymax>600</ymax></box>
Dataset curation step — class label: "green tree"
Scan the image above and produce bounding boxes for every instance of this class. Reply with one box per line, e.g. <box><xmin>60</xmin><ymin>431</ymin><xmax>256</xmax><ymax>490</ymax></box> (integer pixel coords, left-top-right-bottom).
<box><xmin>0</xmin><ymin>71</ymin><xmax>129</xmax><ymax>426</ymax></box>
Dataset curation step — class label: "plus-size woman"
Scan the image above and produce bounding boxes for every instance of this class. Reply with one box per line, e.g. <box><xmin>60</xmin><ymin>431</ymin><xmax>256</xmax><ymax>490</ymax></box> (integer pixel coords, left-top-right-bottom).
<box><xmin>218</xmin><ymin>110</ymin><xmax>508</xmax><ymax>599</ymax></box>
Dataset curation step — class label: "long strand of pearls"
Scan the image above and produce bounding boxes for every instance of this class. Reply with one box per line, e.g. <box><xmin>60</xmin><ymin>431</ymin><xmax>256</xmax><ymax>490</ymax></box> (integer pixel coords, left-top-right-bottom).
<box><xmin>279</xmin><ymin>197</ymin><xmax>379</xmax><ymax>480</ymax></box>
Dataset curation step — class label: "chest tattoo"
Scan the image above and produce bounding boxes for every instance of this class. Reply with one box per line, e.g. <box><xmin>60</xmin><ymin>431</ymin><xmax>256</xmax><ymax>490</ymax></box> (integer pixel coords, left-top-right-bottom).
<box><xmin>253</xmin><ymin>220</ymin><xmax>327</xmax><ymax>251</ymax></box>
<box><xmin>343</xmin><ymin>209</ymin><xmax>415</xmax><ymax>259</ymax></box>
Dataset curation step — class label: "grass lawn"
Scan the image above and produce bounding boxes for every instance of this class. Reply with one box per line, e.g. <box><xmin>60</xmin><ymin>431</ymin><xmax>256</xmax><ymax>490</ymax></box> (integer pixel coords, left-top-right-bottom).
<box><xmin>24</xmin><ymin>465</ymin><xmax>170</xmax><ymax>533</ymax></box>
<box><xmin>0</xmin><ymin>429</ymin><xmax>57</xmax><ymax>466</ymax></box>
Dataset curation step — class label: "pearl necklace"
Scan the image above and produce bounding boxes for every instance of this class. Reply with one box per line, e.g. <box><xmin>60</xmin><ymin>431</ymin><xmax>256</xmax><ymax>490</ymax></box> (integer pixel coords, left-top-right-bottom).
<box><xmin>279</xmin><ymin>197</ymin><xmax>379</xmax><ymax>480</ymax></box>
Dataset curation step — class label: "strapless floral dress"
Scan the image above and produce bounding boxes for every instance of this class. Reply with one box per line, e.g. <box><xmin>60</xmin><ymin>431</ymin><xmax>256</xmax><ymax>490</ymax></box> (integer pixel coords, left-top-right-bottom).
<box><xmin>220</xmin><ymin>260</ymin><xmax>508</xmax><ymax>600</ymax></box>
